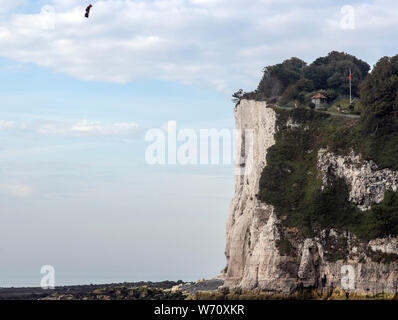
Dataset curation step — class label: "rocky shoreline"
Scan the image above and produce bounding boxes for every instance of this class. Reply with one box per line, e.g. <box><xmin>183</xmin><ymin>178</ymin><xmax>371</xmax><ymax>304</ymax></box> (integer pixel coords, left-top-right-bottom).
<box><xmin>0</xmin><ymin>281</ymin><xmax>183</xmax><ymax>300</ymax></box>
<box><xmin>0</xmin><ymin>279</ymin><xmax>225</xmax><ymax>300</ymax></box>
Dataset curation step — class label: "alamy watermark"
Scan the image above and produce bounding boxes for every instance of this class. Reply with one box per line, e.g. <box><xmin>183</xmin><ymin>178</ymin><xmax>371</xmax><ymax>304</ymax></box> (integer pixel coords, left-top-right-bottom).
<box><xmin>144</xmin><ymin>121</ymin><xmax>254</xmax><ymax>176</ymax></box>
<box><xmin>341</xmin><ymin>265</ymin><xmax>355</xmax><ymax>290</ymax></box>
<box><xmin>340</xmin><ymin>5</ymin><xmax>356</xmax><ymax>30</ymax></box>
<box><xmin>40</xmin><ymin>265</ymin><xmax>55</xmax><ymax>289</ymax></box>
<box><xmin>40</xmin><ymin>5</ymin><xmax>56</xmax><ymax>30</ymax></box>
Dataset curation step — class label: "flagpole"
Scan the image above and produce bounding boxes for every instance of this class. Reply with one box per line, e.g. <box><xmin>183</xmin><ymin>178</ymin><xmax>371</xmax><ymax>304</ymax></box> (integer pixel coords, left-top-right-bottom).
<box><xmin>349</xmin><ymin>68</ymin><xmax>352</xmax><ymax>104</ymax></box>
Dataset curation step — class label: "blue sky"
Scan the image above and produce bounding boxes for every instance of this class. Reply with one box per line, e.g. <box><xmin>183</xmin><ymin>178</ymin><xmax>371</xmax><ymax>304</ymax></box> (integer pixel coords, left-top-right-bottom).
<box><xmin>1</xmin><ymin>0</ymin><xmax>398</xmax><ymax>287</ymax></box>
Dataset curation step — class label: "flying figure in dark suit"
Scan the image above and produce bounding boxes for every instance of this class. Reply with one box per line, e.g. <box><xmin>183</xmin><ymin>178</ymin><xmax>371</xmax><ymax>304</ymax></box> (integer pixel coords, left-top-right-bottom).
<box><xmin>85</xmin><ymin>4</ymin><xmax>93</xmax><ymax>18</ymax></box>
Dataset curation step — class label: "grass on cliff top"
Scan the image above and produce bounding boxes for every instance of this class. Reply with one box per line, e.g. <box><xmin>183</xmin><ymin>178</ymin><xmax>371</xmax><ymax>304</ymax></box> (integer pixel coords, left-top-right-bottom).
<box><xmin>258</xmin><ymin>107</ymin><xmax>398</xmax><ymax>242</ymax></box>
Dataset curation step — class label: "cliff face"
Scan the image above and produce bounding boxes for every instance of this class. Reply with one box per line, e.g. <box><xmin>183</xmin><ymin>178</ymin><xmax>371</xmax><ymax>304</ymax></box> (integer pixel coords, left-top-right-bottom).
<box><xmin>224</xmin><ymin>99</ymin><xmax>398</xmax><ymax>295</ymax></box>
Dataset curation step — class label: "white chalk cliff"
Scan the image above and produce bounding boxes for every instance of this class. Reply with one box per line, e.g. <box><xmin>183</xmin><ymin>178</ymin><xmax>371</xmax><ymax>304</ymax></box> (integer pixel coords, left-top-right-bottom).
<box><xmin>224</xmin><ymin>99</ymin><xmax>398</xmax><ymax>295</ymax></box>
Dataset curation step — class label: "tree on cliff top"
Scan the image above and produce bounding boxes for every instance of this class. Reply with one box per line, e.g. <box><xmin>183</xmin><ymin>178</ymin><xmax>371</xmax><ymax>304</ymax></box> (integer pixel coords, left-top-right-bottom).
<box><xmin>256</xmin><ymin>57</ymin><xmax>307</xmax><ymax>100</ymax></box>
<box><xmin>251</xmin><ymin>51</ymin><xmax>370</xmax><ymax>101</ymax></box>
<box><xmin>304</xmin><ymin>51</ymin><xmax>370</xmax><ymax>96</ymax></box>
<box><xmin>360</xmin><ymin>54</ymin><xmax>398</xmax><ymax>135</ymax></box>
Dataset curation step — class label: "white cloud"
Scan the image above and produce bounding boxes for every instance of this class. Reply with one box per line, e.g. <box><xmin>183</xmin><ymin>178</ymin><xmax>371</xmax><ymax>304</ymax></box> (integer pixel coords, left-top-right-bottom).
<box><xmin>37</xmin><ymin>120</ymin><xmax>139</xmax><ymax>137</ymax></box>
<box><xmin>0</xmin><ymin>1</ymin><xmax>397</xmax><ymax>91</ymax></box>
<box><xmin>0</xmin><ymin>120</ymin><xmax>17</xmax><ymax>128</ymax></box>
<box><xmin>0</xmin><ymin>184</ymin><xmax>33</xmax><ymax>197</ymax></box>
<box><xmin>190</xmin><ymin>0</ymin><xmax>223</xmax><ymax>5</ymax></box>
<box><xmin>0</xmin><ymin>119</ymin><xmax>139</xmax><ymax>137</ymax></box>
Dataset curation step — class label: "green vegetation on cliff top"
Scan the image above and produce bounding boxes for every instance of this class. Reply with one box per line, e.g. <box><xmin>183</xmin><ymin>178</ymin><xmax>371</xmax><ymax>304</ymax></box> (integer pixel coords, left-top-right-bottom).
<box><xmin>241</xmin><ymin>51</ymin><xmax>370</xmax><ymax>105</ymax></box>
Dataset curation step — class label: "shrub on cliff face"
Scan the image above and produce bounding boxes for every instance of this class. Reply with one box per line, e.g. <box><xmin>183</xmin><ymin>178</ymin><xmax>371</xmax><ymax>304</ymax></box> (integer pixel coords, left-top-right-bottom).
<box><xmin>277</xmin><ymin>239</ymin><xmax>293</xmax><ymax>256</ymax></box>
<box><xmin>370</xmin><ymin>191</ymin><xmax>398</xmax><ymax>238</ymax></box>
